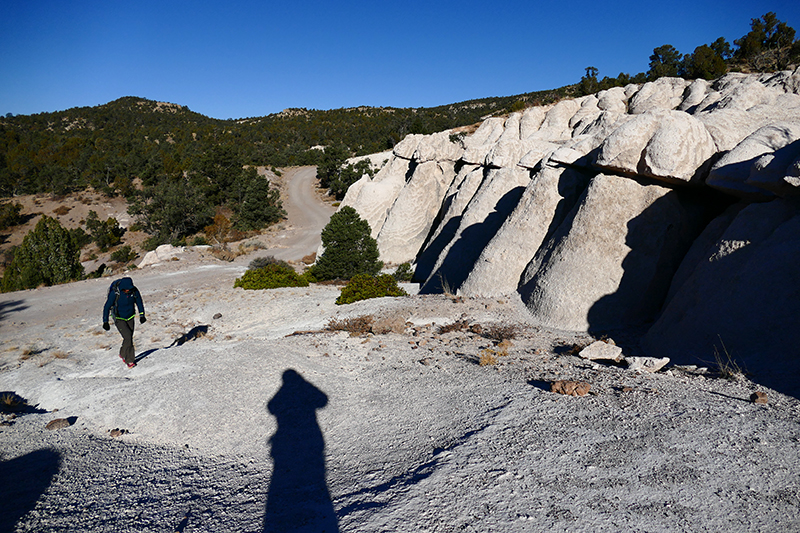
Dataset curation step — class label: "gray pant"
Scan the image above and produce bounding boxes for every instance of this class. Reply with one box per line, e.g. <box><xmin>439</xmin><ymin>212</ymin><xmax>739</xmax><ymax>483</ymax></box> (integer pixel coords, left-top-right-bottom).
<box><xmin>115</xmin><ymin>319</ymin><xmax>136</xmax><ymax>365</ymax></box>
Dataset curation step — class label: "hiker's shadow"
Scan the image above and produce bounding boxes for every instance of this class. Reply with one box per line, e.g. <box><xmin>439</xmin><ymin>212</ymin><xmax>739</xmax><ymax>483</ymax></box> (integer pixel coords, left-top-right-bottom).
<box><xmin>0</xmin><ymin>449</ymin><xmax>60</xmax><ymax>531</ymax></box>
<box><xmin>263</xmin><ymin>369</ymin><xmax>338</xmax><ymax>533</ymax></box>
<box><xmin>135</xmin><ymin>325</ymin><xmax>210</xmax><ymax>364</ymax></box>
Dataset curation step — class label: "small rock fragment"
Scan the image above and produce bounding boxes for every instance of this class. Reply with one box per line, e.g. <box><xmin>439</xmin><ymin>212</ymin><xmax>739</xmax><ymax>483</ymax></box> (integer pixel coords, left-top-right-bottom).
<box><xmin>45</xmin><ymin>418</ymin><xmax>72</xmax><ymax>431</ymax></box>
<box><xmin>213</xmin><ymin>313</ymin><xmax>222</xmax><ymax>320</ymax></box>
<box><xmin>579</xmin><ymin>341</ymin><xmax>624</xmax><ymax>362</ymax></box>
<box><xmin>625</xmin><ymin>356</ymin><xmax>670</xmax><ymax>373</ymax></box>
<box><xmin>109</xmin><ymin>428</ymin><xmax>129</xmax><ymax>437</ymax></box>
<box><xmin>550</xmin><ymin>380</ymin><xmax>591</xmax><ymax>396</ymax></box>
<box><xmin>750</xmin><ymin>391</ymin><xmax>768</xmax><ymax>404</ymax></box>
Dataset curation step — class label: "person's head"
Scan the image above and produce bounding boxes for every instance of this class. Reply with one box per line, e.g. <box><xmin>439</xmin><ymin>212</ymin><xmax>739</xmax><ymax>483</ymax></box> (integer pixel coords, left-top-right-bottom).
<box><xmin>118</xmin><ymin>277</ymin><xmax>135</xmax><ymax>293</ymax></box>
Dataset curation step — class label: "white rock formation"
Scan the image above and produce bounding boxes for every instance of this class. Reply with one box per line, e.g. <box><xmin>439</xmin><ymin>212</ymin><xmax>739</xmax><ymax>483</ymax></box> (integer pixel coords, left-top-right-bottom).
<box><xmin>517</xmin><ymin>174</ymin><xmax>700</xmax><ymax>331</ymax></box>
<box><xmin>334</xmin><ymin>68</ymin><xmax>800</xmax><ymax>394</ymax></box>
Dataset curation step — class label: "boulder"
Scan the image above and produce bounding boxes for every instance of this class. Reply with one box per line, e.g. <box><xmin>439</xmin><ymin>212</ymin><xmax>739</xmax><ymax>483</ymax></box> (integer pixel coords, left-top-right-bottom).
<box><xmin>642</xmin><ymin>199</ymin><xmax>800</xmax><ymax>398</ymax></box>
<box><xmin>413</xmin><ymin>131</ymin><xmax>464</xmax><ymax>163</ymax></box>
<box><xmin>528</xmin><ymin>99</ymin><xmax>581</xmax><ymax>142</ymax></box>
<box><xmin>519</xmin><ymin>174</ymin><xmax>705</xmax><ymax>331</ymax></box>
<box><xmin>376</xmin><ymin>161</ymin><xmax>457</xmax><ymax>265</ymax></box>
<box><xmin>628</xmin><ymin>78</ymin><xmax>689</xmax><ymax>114</ymax></box>
<box><xmin>550</xmin><ymin>380</ymin><xmax>591</xmax><ymax>396</ymax></box>
<box><xmin>421</xmin><ymin>167</ymin><xmax>529</xmax><ymax>293</ymax></box>
<box><xmin>520</xmin><ymin>106</ymin><xmax>550</xmax><ymax>138</ymax></box>
<box><xmin>458</xmin><ymin>165</ymin><xmax>590</xmax><ymax>297</ymax></box>
<box><xmin>641</xmin><ymin>110</ymin><xmax>717</xmax><ymax>184</ymax></box>
<box><xmin>706</xmin><ymin>122</ymin><xmax>800</xmax><ymax>199</ymax></box>
<box><xmin>678</xmin><ymin>78</ymin><xmax>711</xmax><ymax>113</ymax></box>
<box><xmin>594</xmin><ymin>112</ymin><xmax>664</xmax><ymax>176</ymax></box>
<box><xmin>746</xmin><ymin>139</ymin><xmax>800</xmax><ymax>196</ymax></box>
<box><xmin>596</xmin><ymin>87</ymin><xmax>628</xmax><ymax>114</ymax></box>
<box><xmin>139</xmin><ymin>244</ymin><xmax>185</xmax><ymax>268</ymax></box>
<box><xmin>595</xmin><ymin>110</ymin><xmax>716</xmax><ymax>184</ymax></box>
<box><xmin>625</xmin><ymin>356</ymin><xmax>670</xmax><ymax>373</ymax></box>
<box><xmin>462</xmin><ymin>118</ymin><xmax>507</xmax><ymax>165</ymax></box>
<box><xmin>579</xmin><ymin>341</ymin><xmax>624</xmax><ymax>363</ymax></box>
<box><xmin>393</xmin><ymin>134</ymin><xmax>425</xmax><ymax>160</ymax></box>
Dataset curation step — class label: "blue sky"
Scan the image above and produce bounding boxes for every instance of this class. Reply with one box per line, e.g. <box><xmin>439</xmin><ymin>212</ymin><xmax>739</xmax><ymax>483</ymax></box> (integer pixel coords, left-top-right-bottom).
<box><xmin>1</xmin><ymin>0</ymin><xmax>798</xmax><ymax>120</ymax></box>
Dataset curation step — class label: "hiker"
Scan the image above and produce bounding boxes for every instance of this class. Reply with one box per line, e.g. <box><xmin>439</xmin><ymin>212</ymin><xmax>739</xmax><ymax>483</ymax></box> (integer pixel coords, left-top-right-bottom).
<box><xmin>102</xmin><ymin>277</ymin><xmax>146</xmax><ymax>368</ymax></box>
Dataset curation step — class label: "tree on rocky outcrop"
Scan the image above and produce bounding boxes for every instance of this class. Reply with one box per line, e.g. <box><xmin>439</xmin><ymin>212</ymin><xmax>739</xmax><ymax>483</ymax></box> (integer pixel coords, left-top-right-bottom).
<box><xmin>2</xmin><ymin>215</ymin><xmax>84</xmax><ymax>292</ymax></box>
<box><xmin>683</xmin><ymin>44</ymin><xmax>728</xmax><ymax>80</ymax></box>
<box><xmin>310</xmin><ymin>206</ymin><xmax>382</xmax><ymax>281</ymax></box>
<box><xmin>733</xmin><ymin>12</ymin><xmax>797</xmax><ymax>70</ymax></box>
<box><xmin>647</xmin><ymin>45</ymin><xmax>683</xmax><ymax>80</ymax></box>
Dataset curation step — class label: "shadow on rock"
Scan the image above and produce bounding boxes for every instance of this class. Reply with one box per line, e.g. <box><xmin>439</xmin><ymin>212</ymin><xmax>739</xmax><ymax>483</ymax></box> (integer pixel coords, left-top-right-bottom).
<box><xmin>264</xmin><ymin>369</ymin><xmax>338</xmax><ymax>533</ymax></box>
<box><xmin>0</xmin><ymin>449</ymin><xmax>60</xmax><ymax>530</ymax></box>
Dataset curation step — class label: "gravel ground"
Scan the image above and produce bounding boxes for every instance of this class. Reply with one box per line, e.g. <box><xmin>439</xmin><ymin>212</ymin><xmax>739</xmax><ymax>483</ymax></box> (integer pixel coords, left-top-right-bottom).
<box><xmin>1</xmin><ymin>261</ymin><xmax>800</xmax><ymax>532</ymax></box>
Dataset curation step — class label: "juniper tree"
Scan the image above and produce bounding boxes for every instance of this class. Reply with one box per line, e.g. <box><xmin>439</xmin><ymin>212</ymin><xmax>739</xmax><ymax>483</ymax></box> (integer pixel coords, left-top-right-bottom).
<box><xmin>311</xmin><ymin>206</ymin><xmax>382</xmax><ymax>281</ymax></box>
<box><xmin>2</xmin><ymin>215</ymin><xmax>84</xmax><ymax>292</ymax></box>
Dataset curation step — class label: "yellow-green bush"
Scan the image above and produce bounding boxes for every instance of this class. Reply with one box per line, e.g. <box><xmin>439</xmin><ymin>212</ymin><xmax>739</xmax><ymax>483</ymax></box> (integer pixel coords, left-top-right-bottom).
<box><xmin>336</xmin><ymin>274</ymin><xmax>407</xmax><ymax>305</ymax></box>
<box><xmin>234</xmin><ymin>263</ymin><xmax>309</xmax><ymax>290</ymax></box>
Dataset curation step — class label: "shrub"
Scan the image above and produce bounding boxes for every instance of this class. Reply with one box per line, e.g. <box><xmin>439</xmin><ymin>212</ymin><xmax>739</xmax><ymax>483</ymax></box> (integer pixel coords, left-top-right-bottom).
<box><xmin>326</xmin><ymin>315</ymin><xmax>374</xmax><ymax>336</ymax></box>
<box><xmin>0</xmin><ymin>202</ymin><xmax>23</xmax><ymax>230</ymax></box>
<box><xmin>84</xmin><ymin>210</ymin><xmax>124</xmax><ymax>252</ymax></box>
<box><xmin>110</xmin><ymin>245</ymin><xmax>137</xmax><ymax>263</ymax></box>
<box><xmin>482</xmin><ymin>324</ymin><xmax>520</xmax><ymax>342</ymax></box>
<box><xmin>335</xmin><ymin>273</ymin><xmax>407</xmax><ymax>305</ymax></box>
<box><xmin>2</xmin><ymin>215</ymin><xmax>84</xmax><ymax>292</ymax></box>
<box><xmin>311</xmin><ymin>206</ymin><xmax>382</xmax><ymax>281</ymax></box>
<box><xmin>247</xmin><ymin>255</ymin><xmax>290</xmax><ymax>271</ymax></box>
<box><xmin>234</xmin><ymin>263</ymin><xmax>309</xmax><ymax>290</ymax></box>
<box><xmin>392</xmin><ymin>262</ymin><xmax>414</xmax><ymax>282</ymax></box>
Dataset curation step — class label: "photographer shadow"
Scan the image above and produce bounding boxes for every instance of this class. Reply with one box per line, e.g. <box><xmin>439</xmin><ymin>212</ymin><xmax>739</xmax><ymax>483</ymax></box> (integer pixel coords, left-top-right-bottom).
<box><xmin>263</xmin><ymin>369</ymin><xmax>338</xmax><ymax>533</ymax></box>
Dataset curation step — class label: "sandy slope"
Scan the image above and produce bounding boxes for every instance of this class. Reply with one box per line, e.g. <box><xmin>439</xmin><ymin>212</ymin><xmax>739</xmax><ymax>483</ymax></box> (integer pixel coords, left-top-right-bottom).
<box><xmin>1</xmin><ymin>169</ymin><xmax>800</xmax><ymax>532</ymax></box>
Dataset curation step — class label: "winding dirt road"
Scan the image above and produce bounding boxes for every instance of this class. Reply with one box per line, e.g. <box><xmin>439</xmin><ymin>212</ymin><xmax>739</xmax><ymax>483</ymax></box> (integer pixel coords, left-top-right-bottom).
<box><xmin>0</xmin><ymin>166</ymin><xmax>335</xmax><ymax>330</ymax></box>
<box><xmin>270</xmin><ymin>166</ymin><xmax>336</xmax><ymax>262</ymax></box>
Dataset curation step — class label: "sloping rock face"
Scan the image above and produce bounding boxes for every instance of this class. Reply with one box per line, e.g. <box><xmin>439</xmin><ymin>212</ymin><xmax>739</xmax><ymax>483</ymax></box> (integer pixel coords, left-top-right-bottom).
<box><xmin>336</xmin><ymin>68</ymin><xmax>800</xmax><ymax>396</ymax></box>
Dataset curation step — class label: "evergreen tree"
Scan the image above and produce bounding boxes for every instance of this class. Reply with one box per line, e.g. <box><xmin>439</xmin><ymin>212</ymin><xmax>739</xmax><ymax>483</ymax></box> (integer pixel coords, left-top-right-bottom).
<box><xmin>647</xmin><ymin>45</ymin><xmax>683</xmax><ymax>80</ymax></box>
<box><xmin>311</xmin><ymin>206</ymin><xmax>382</xmax><ymax>281</ymax></box>
<box><xmin>683</xmin><ymin>44</ymin><xmax>728</xmax><ymax>80</ymax></box>
<box><xmin>233</xmin><ymin>168</ymin><xmax>286</xmax><ymax>231</ymax></box>
<box><xmin>2</xmin><ymin>215</ymin><xmax>84</xmax><ymax>292</ymax></box>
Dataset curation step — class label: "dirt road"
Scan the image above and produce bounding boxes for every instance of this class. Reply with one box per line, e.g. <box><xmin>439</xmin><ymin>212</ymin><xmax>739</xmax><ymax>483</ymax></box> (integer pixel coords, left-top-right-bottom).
<box><xmin>0</xmin><ymin>166</ymin><xmax>335</xmax><ymax>332</ymax></box>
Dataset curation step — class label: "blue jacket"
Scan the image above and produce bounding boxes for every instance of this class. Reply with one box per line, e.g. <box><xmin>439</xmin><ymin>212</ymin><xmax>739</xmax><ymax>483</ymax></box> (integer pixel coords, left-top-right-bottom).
<box><xmin>103</xmin><ymin>277</ymin><xmax>145</xmax><ymax>323</ymax></box>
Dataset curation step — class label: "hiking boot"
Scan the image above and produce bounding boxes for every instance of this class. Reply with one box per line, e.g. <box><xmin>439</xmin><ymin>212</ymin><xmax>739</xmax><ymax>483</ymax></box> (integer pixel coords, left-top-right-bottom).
<box><xmin>127</xmin><ymin>361</ymin><xmax>136</xmax><ymax>369</ymax></box>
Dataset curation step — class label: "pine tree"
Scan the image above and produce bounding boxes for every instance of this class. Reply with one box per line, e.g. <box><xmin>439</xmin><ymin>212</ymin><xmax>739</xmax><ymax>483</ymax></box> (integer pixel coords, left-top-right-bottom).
<box><xmin>2</xmin><ymin>215</ymin><xmax>84</xmax><ymax>292</ymax></box>
<box><xmin>311</xmin><ymin>206</ymin><xmax>382</xmax><ymax>281</ymax></box>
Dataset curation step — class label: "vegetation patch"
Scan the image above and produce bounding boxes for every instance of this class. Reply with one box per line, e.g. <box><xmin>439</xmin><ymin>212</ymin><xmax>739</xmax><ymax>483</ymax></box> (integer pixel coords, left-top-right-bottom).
<box><xmin>335</xmin><ymin>273</ymin><xmax>408</xmax><ymax>305</ymax></box>
<box><xmin>234</xmin><ymin>263</ymin><xmax>309</xmax><ymax>290</ymax></box>
<box><xmin>326</xmin><ymin>315</ymin><xmax>374</xmax><ymax>336</ymax></box>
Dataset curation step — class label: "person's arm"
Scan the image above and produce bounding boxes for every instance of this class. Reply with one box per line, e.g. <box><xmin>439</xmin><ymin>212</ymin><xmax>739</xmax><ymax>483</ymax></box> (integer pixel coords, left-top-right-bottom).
<box><xmin>102</xmin><ymin>293</ymin><xmax>113</xmax><ymax>329</ymax></box>
<box><xmin>135</xmin><ymin>290</ymin><xmax>146</xmax><ymax>323</ymax></box>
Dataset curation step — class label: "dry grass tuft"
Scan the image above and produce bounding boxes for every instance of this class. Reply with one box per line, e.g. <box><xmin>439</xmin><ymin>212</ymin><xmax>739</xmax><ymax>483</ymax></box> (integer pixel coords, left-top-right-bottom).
<box><xmin>483</xmin><ymin>324</ymin><xmax>520</xmax><ymax>342</ymax></box>
<box><xmin>713</xmin><ymin>335</ymin><xmax>745</xmax><ymax>380</ymax></box>
<box><xmin>53</xmin><ymin>351</ymin><xmax>69</xmax><ymax>359</ymax></box>
<box><xmin>1</xmin><ymin>392</ymin><xmax>23</xmax><ymax>409</ymax></box>
<box><xmin>437</xmin><ymin>319</ymin><xmax>470</xmax><ymax>335</ymax></box>
<box><xmin>326</xmin><ymin>315</ymin><xmax>374</xmax><ymax>336</ymax></box>
<box><xmin>478</xmin><ymin>348</ymin><xmax>500</xmax><ymax>366</ymax></box>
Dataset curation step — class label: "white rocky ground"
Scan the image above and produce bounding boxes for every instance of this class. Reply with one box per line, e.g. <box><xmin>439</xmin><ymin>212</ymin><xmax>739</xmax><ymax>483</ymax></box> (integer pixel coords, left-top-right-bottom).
<box><xmin>1</xmin><ymin>254</ymin><xmax>799</xmax><ymax>532</ymax></box>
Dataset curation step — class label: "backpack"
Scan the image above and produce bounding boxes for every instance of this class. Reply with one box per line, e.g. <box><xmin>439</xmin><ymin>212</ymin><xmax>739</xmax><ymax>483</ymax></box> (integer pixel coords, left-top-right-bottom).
<box><xmin>107</xmin><ymin>278</ymin><xmax>138</xmax><ymax>322</ymax></box>
<box><xmin>107</xmin><ymin>280</ymin><xmax>122</xmax><ymax>322</ymax></box>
